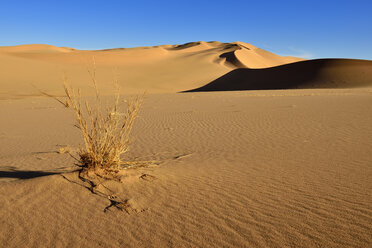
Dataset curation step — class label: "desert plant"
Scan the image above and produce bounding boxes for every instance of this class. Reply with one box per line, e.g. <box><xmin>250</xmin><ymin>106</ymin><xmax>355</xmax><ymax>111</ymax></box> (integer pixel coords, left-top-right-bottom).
<box><xmin>45</xmin><ymin>66</ymin><xmax>144</xmax><ymax>175</ymax></box>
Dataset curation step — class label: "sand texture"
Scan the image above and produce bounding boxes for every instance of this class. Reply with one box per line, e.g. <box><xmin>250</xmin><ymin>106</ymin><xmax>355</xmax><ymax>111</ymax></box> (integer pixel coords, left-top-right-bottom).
<box><xmin>0</xmin><ymin>42</ymin><xmax>372</xmax><ymax>247</ymax></box>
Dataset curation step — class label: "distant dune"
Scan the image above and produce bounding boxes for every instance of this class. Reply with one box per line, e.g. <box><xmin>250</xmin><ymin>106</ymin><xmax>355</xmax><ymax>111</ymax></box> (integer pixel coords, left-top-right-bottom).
<box><xmin>0</xmin><ymin>44</ymin><xmax>76</xmax><ymax>53</ymax></box>
<box><xmin>0</xmin><ymin>41</ymin><xmax>303</xmax><ymax>97</ymax></box>
<box><xmin>1</xmin><ymin>42</ymin><xmax>371</xmax><ymax>97</ymax></box>
<box><xmin>185</xmin><ymin>59</ymin><xmax>372</xmax><ymax>92</ymax></box>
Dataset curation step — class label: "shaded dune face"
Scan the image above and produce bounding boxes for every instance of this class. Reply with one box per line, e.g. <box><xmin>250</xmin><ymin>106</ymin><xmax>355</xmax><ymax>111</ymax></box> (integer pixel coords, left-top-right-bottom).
<box><xmin>184</xmin><ymin>59</ymin><xmax>372</xmax><ymax>92</ymax></box>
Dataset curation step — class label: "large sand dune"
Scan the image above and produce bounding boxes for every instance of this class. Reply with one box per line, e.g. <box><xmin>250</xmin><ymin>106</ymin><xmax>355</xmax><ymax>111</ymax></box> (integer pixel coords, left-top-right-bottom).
<box><xmin>186</xmin><ymin>59</ymin><xmax>372</xmax><ymax>92</ymax></box>
<box><xmin>0</xmin><ymin>42</ymin><xmax>371</xmax><ymax>247</ymax></box>
<box><xmin>0</xmin><ymin>41</ymin><xmax>302</xmax><ymax>98</ymax></box>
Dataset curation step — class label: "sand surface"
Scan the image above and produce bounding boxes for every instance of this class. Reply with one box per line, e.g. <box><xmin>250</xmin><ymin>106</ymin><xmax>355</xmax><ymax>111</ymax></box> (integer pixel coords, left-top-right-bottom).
<box><xmin>1</xmin><ymin>42</ymin><xmax>371</xmax><ymax>247</ymax></box>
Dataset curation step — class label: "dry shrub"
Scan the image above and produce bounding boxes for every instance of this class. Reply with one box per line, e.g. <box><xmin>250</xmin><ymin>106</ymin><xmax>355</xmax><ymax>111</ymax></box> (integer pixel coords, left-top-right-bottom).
<box><xmin>48</xmin><ymin>67</ymin><xmax>144</xmax><ymax>175</ymax></box>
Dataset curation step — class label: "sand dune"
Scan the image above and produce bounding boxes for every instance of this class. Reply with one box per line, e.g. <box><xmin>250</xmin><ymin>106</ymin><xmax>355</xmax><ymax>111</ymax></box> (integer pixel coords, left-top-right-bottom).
<box><xmin>2</xmin><ymin>42</ymin><xmax>370</xmax><ymax>97</ymax></box>
<box><xmin>0</xmin><ymin>41</ymin><xmax>303</xmax><ymax>98</ymax></box>
<box><xmin>186</xmin><ymin>59</ymin><xmax>372</xmax><ymax>92</ymax></box>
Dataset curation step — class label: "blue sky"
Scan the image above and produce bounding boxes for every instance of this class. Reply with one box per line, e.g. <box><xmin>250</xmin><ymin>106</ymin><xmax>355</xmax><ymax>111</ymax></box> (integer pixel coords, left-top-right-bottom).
<box><xmin>1</xmin><ymin>0</ymin><xmax>371</xmax><ymax>59</ymax></box>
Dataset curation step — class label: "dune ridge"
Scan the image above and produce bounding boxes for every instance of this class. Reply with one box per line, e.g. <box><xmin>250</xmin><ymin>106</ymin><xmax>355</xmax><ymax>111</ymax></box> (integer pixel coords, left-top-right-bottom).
<box><xmin>185</xmin><ymin>58</ymin><xmax>372</xmax><ymax>92</ymax></box>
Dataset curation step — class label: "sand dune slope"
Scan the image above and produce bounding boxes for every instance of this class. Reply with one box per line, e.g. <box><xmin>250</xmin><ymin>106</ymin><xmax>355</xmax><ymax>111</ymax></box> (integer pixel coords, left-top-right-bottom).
<box><xmin>186</xmin><ymin>59</ymin><xmax>372</xmax><ymax>92</ymax></box>
<box><xmin>0</xmin><ymin>42</ymin><xmax>302</xmax><ymax>98</ymax></box>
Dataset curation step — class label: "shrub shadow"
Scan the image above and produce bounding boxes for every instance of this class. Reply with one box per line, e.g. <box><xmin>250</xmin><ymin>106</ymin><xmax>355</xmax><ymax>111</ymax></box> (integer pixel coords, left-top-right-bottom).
<box><xmin>0</xmin><ymin>170</ymin><xmax>60</xmax><ymax>179</ymax></box>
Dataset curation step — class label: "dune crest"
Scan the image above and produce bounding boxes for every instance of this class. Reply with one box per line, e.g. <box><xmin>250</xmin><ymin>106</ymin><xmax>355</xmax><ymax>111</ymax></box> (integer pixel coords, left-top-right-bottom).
<box><xmin>219</xmin><ymin>41</ymin><xmax>304</xmax><ymax>69</ymax></box>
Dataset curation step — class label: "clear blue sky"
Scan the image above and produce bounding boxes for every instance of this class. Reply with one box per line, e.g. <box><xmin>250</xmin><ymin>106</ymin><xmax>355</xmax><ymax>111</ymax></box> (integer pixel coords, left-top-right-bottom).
<box><xmin>1</xmin><ymin>0</ymin><xmax>371</xmax><ymax>59</ymax></box>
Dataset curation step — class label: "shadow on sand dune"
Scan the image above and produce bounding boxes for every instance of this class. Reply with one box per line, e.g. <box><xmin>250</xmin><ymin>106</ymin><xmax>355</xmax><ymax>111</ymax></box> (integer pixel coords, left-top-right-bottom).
<box><xmin>184</xmin><ymin>59</ymin><xmax>372</xmax><ymax>92</ymax></box>
<box><xmin>0</xmin><ymin>170</ymin><xmax>60</xmax><ymax>180</ymax></box>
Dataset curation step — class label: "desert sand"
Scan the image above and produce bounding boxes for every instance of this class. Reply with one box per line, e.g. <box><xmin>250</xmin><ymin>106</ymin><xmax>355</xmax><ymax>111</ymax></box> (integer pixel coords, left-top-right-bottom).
<box><xmin>0</xmin><ymin>42</ymin><xmax>371</xmax><ymax>247</ymax></box>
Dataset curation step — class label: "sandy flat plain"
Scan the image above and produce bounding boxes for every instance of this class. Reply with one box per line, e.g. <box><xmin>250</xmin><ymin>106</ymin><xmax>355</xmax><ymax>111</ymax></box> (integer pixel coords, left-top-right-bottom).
<box><xmin>0</xmin><ymin>42</ymin><xmax>371</xmax><ymax>247</ymax></box>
